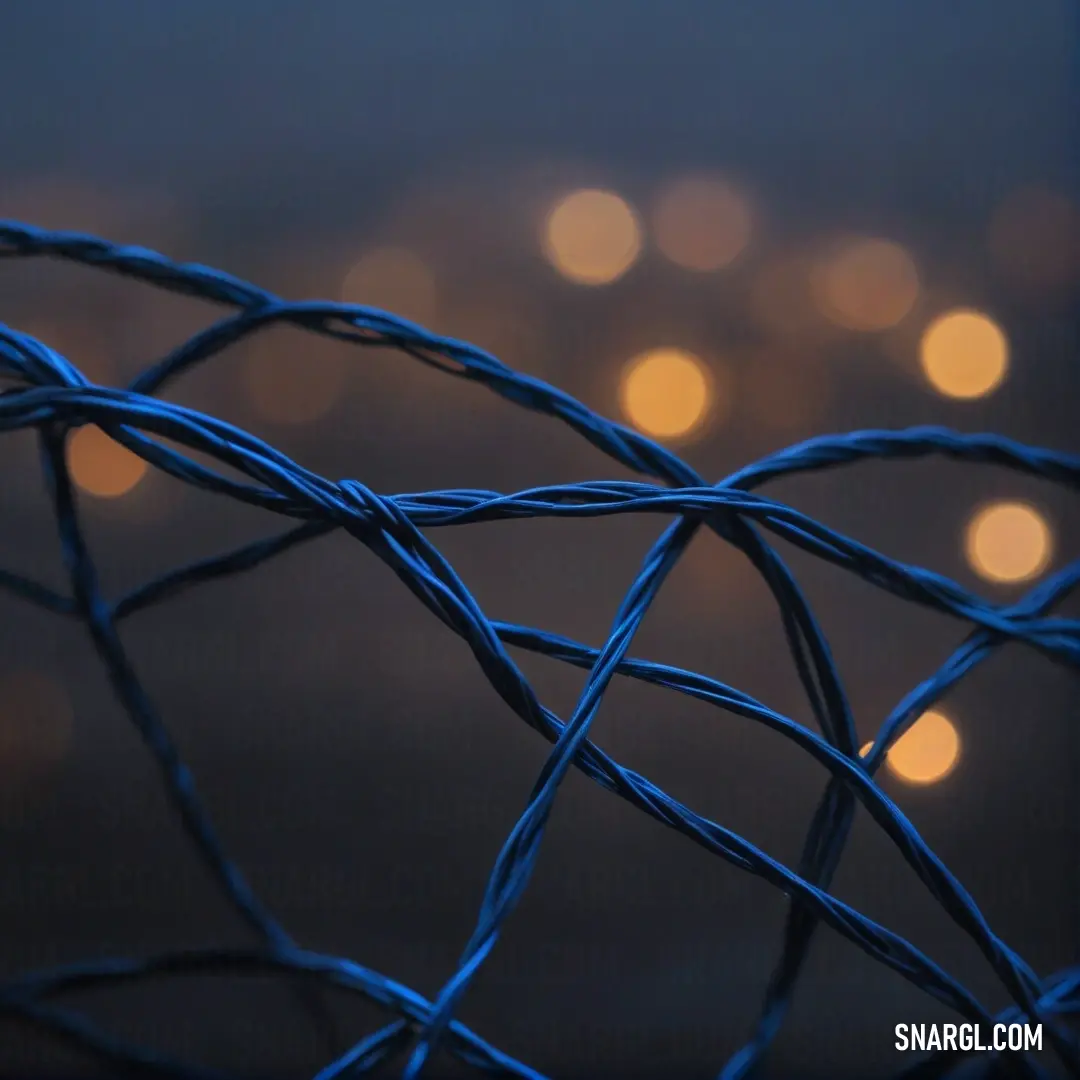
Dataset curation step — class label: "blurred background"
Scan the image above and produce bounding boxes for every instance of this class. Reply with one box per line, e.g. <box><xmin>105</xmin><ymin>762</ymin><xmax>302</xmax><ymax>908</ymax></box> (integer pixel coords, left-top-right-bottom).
<box><xmin>0</xmin><ymin>1</ymin><xmax>1078</xmax><ymax>1076</ymax></box>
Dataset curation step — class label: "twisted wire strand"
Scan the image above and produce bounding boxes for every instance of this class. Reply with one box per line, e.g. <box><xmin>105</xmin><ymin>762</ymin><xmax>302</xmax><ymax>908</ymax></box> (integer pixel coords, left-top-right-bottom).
<box><xmin>1</xmin><ymin>313</ymin><xmax>345</xmax><ymax>1051</ymax></box>
<box><xmin>0</xmin><ymin>221</ymin><xmax>1077</xmax><ymax>1079</ymax></box>
<box><xmin>1</xmin><ymin>948</ymin><xmax>548</xmax><ymax>1080</ymax></box>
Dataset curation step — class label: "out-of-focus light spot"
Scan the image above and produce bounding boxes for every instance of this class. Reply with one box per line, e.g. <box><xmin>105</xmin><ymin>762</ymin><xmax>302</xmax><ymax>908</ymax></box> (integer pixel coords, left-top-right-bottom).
<box><xmin>67</xmin><ymin>425</ymin><xmax>147</xmax><ymax>498</ymax></box>
<box><xmin>965</xmin><ymin>502</ymin><xmax>1051</xmax><ymax>584</ymax></box>
<box><xmin>653</xmin><ymin>176</ymin><xmax>752</xmax><ymax>271</ymax></box>
<box><xmin>883</xmin><ymin>710</ymin><xmax>961</xmax><ymax>785</ymax></box>
<box><xmin>919</xmin><ymin>309</ymin><xmax>1008</xmax><ymax>399</ymax></box>
<box><xmin>243</xmin><ymin>337</ymin><xmax>347</xmax><ymax>426</ymax></box>
<box><xmin>988</xmin><ymin>187</ymin><xmax>1080</xmax><ymax>300</ymax></box>
<box><xmin>543</xmin><ymin>189</ymin><xmax>642</xmax><ymax>285</ymax></box>
<box><xmin>813</xmin><ymin>237</ymin><xmax>919</xmax><ymax>331</ymax></box>
<box><xmin>341</xmin><ymin>247</ymin><xmax>438</xmax><ymax>326</ymax></box>
<box><xmin>0</xmin><ymin>671</ymin><xmax>73</xmax><ymax>803</ymax></box>
<box><xmin>619</xmin><ymin>348</ymin><xmax>714</xmax><ymax>440</ymax></box>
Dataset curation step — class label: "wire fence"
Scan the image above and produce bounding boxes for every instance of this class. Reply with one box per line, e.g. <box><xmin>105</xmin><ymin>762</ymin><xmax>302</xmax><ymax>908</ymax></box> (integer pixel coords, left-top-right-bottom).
<box><xmin>0</xmin><ymin>221</ymin><xmax>1078</xmax><ymax>1079</ymax></box>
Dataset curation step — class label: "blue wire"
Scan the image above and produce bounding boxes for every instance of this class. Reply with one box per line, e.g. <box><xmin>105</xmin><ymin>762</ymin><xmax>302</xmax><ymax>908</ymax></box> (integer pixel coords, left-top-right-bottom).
<box><xmin>0</xmin><ymin>221</ymin><xmax>1077</xmax><ymax>1080</ymax></box>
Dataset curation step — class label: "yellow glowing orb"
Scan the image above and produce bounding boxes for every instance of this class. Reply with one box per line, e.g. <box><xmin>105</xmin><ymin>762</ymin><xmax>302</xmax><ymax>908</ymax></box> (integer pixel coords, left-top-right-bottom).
<box><xmin>67</xmin><ymin>425</ymin><xmax>148</xmax><ymax>498</ymax></box>
<box><xmin>884</xmin><ymin>710</ymin><xmax>961</xmax><ymax>785</ymax></box>
<box><xmin>919</xmin><ymin>309</ymin><xmax>1009</xmax><ymax>399</ymax></box>
<box><xmin>543</xmin><ymin>189</ymin><xmax>642</xmax><ymax>285</ymax></box>
<box><xmin>619</xmin><ymin>348</ymin><xmax>713</xmax><ymax>439</ymax></box>
<box><xmin>341</xmin><ymin>247</ymin><xmax>438</xmax><ymax>325</ymax></box>
<box><xmin>965</xmin><ymin>502</ymin><xmax>1052</xmax><ymax>584</ymax></box>
<box><xmin>653</xmin><ymin>176</ymin><xmax>752</xmax><ymax>271</ymax></box>
<box><xmin>814</xmin><ymin>238</ymin><xmax>920</xmax><ymax>331</ymax></box>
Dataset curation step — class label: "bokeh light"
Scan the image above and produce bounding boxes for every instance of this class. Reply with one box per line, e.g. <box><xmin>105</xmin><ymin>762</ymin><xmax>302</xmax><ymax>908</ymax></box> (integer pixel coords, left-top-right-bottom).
<box><xmin>866</xmin><ymin>710</ymin><xmax>961</xmax><ymax>785</ymax></box>
<box><xmin>542</xmin><ymin>189</ymin><xmax>642</xmax><ymax>285</ymax></box>
<box><xmin>652</xmin><ymin>176</ymin><xmax>752</xmax><ymax>271</ymax></box>
<box><xmin>67</xmin><ymin>425</ymin><xmax>148</xmax><ymax>498</ymax></box>
<box><xmin>965</xmin><ymin>501</ymin><xmax>1052</xmax><ymax>584</ymax></box>
<box><xmin>988</xmin><ymin>186</ymin><xmax>1080</xmax><ymax>301</ymax></box>
<box><xmin>341</xmin><ymin>246</ymin><xmax>439</xmax><ymax>325</ymax></box>
<box><xmin>243</xmin><ymin>335</ymin><xmax>348</xmax><ymax>426</ymax></box>
<box><xmin>619</xmin><ymin>348</ymin><xmax>714</xmax><ymax>440</ymax></box>
<box><xmin>919</xmin><ymin>309</ymin><xmax>1009</xmax><ymax>399</ymax></box>
<box><xmin>813</xmin><ymin>237</ymin><xmax>919</xmax><ymax>331</ymax></box>
<box><xmin>0</xmin><ymin>671</ymin><xmax>73</xmax><ymax>804</ymax></box>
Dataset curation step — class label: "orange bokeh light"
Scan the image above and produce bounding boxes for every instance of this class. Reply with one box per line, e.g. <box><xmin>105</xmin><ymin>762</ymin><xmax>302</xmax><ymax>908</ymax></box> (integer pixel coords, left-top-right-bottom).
<box><xmin>543</xmin><ymin>189</ymin><xmax>642</xmax><ymax>285</ymax></box>
<box><xmin>653</xmin><ymin>176</ymin><xmax>752</xmax><ymax>271</ymax></box>
<box><xmin>813</xmin><ymin>237</ymin><xmax>919</xmax><ymax>331</ymax></box>
<box><xmin>861</xmin><ymin>711</ymin><xmax>961</xmax><ymax>785</ymax></box>
<box><xmin>919</xmin><ymin>309</ymin><xmax>1009</xmax><ymax>399</ymax></box>
<box><xmin>885</xmin><ymin>711</ymin><xmax>961</xmax><ymax>785</ymax></box>
<box><xmin>965</xmin><ymin>502</ymin><xmax>1052</xmax><ymax>584</ymax></box>
<box><xmin>619</xmin><ymin>348</ymin><xmax>716</xmax><ymax>440</ymax></box>
<box><xmin>67</xmin><ymin>425</ymin><xmax>148</xmax><ymax>498</ymax></box>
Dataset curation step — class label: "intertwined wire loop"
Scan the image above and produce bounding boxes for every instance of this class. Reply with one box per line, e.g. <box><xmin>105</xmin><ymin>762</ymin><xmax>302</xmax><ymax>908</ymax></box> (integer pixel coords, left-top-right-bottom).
<box><xmin>1</xmin><ymin>221</ymin><xmax>1078</xmax><ymax>1080</ymax></box>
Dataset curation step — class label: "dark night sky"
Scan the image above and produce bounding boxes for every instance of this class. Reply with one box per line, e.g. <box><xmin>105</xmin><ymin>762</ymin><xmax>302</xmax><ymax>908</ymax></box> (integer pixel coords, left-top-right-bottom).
<box><xmin>0</xmin><ymin>2</ymin><xmax>1077</xmax><ymax>1077</ymax></box>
